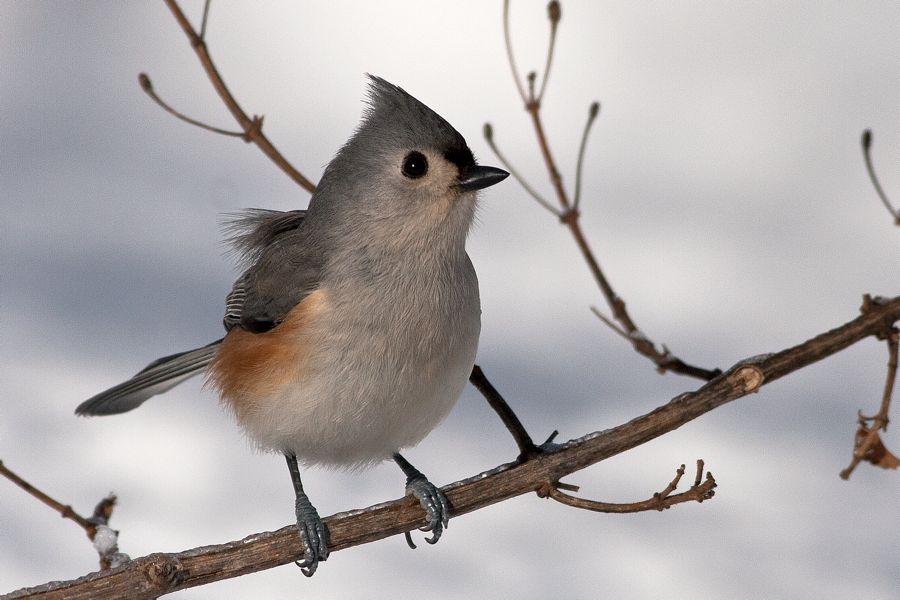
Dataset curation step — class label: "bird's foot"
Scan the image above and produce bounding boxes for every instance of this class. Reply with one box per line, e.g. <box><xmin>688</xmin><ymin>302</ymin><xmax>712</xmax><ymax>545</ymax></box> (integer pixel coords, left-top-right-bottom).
<box><xmin>293</xmin><ymin>494</ymin><xmax>329</xmax><ymax>577</ymax></box>
<box><xmin>403</xmin><ymin>474</ymin><xmax>450</xmax><ymax>549</ymax></box>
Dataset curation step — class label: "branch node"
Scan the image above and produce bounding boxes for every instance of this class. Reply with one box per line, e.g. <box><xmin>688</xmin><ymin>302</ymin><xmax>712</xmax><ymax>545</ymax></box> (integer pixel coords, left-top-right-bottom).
<box><xmin>526</xmin><ymin>71</ymin><xmax>538</xmax><ymax>104</ymax></box>
<box><xmin>242</xmin><ymin>115</ymin><xmax>265</xmax><ymax>143</ymax></box>
<box><xmin>559</xmin><ymin>208</ymin><xmax>580</xmax><ymax>226</ymax></box>
<box><xmin>536</xmin><ymin>481</ymin><xmax>552</xmax><ymax>498</ymax></box>
<box><xmin>145</xmin><ymin>556</ymin><xmax>186</xmax><ymax>590</ymax></box>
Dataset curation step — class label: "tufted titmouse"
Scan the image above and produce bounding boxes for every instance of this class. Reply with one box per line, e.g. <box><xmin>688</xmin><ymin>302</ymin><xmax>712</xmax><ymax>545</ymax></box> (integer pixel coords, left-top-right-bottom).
<box><xmin>76</xmin><ymin>75</ymin><xmax>509</xmax><ymax>575</ymax></box>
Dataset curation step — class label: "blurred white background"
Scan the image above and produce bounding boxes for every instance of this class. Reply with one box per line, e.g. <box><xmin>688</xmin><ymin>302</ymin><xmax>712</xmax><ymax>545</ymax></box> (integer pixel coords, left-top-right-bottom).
<box><xmin>1</xmin><ymin>2</ymin><xmax>898</xmax><ymax>598</ymax></box>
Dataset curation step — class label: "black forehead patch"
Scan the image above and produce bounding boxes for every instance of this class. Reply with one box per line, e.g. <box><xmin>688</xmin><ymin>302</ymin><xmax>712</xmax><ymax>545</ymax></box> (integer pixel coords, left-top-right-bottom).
<box><xmin>444</xmin><ymin>146</ymin><xmax>475</xmax><ymax>170</ymax></box>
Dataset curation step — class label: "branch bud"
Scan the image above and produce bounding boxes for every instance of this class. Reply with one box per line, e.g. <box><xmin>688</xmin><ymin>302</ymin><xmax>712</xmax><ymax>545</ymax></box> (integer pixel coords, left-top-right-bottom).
<box><xmin>138</xmin><ymin>73</ymin><xmax>153</xmax><ymax>92</ymax></box>
<box><xmin>548</xmin><ymin>1</ymin><xmax>561</xmax><ymax>24</ymax></box>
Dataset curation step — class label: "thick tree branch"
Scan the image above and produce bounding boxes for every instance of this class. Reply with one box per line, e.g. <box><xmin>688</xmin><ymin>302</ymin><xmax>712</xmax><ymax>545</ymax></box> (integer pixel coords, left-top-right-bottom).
<box><xmin>11</xmin><ymin>295</ymin><xmax>899</xmax><ymax>600</ymax></box>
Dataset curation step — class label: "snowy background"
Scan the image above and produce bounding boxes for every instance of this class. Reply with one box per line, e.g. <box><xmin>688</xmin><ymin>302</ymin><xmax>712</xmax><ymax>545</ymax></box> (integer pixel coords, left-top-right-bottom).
<box><xmin>2</xmin><ymin>2</ymin><xmax>898</xmax><ymax>598</ymax></box>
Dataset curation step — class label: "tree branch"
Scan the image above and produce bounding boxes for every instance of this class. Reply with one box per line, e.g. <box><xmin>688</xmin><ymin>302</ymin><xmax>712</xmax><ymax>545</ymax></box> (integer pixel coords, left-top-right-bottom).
<box><xmin>541</xmin><ymin>460</ymin><xmax>716</xmax><ymax>513</ymax></box>
<box><xmin>11</xmin><ymin>295</ymin><xmax>899</xmax><ymax>600</ymax></box>
<box><xmin>840</xmin><ymin>303</ymin><xmax>899</xmax><ymax>479</ymax></box>
<box><xmin>158</xmin><ymin>0</ymin><xmax>317</xmax><ymax>193</ymax></box>
<box><xmin>493</xmin><ymin>0</ymin><xmax>721</xmax><ymax>381</ymax></box>
<box><xmin>0</xmin><ymin>461</ymin><xmax>126</xmax><ymax>571</ymax></box>
<box><xmin>0</xmin><ymin>460</ymin><xmax>95</xmax><ymax>536</ymax></box>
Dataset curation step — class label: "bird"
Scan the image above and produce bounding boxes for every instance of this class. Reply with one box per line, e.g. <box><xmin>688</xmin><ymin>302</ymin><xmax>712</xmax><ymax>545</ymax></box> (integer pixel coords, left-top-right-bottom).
<box><xmin>76</xmin><ymin>75</ymin><xmax>509</xmax><ymax>576</ymax></box>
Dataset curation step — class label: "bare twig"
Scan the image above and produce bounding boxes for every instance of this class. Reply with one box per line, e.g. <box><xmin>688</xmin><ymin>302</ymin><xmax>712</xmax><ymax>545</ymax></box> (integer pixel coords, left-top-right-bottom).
<box><xmin>11</xmin><ymin>295</ymin><xmax>900</xmax><ymax>599</ymax></box>
<box><xmin>0</xmin><ymin>461</ymin><xmax>126</xmax><ymax>571</ymax></box>
<box><xmin>536</xmin><ymin>1</ymin><xmax>561</xmax><ymax>104</ymax></box>
<box><xmin>198</xmin><ymin>0</ymin><xmax>211</xmax><ymax>41</ymax></box>
<box><xmin>495</xmin><ymin>1</ymin><xmax>720</xmax><ymax>381</ymax></box>
<box><xmin>590</xmin><ymin>305</ymin><xmax>630</xmax><ymax>340</ymax></box>
<box><xmin>502</xmin><ymin>0</ymin><xmax>528</xmax><ymax>106</ymax></box>
<box><xmin>158</xmin><ymin>0</ymin><xmax>317</xmax><ymax>193</ymax></box>
<box><xmin>483</xmin><ymin>123</ymin><xmax>560</xmax><ymax>216</ymax></box>
<box><xmin>138</xmin><ymin>73</ymin><xmax>246</xmax><ymax>138</ymax></box>
<box><xmin>0</xmin><ymin>459</ymin><xmax>95</xmax><ymax>536</ymax></box>
<box><xmin>573</xmin><ymin>102</ymin><xmax>600</xmax><ymax>211</ymax></box>
<box><xmin>469</xmin><ymin>365</ymin><xmax>539</xmax><ymax>460</ymax></box>
<box><xmin>541</xmin><ymin>460</ymin><xmax>716</xmax><ymax>513</ymax></box>
<box><xmin>861</xmin><ymin>130</ymin><xmax>900</xmax><ymax>226</ymax></box>
<box><xmin>840</xmin><ymin>297</ymin><xmax>899</xmax><ymax>478</ymax></box>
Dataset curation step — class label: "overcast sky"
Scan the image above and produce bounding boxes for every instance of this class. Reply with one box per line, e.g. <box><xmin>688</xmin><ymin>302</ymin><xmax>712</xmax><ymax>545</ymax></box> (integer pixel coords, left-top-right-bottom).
<box><xmin>2</xmin><ymin>2</ymin><xmax>898</xmax><ymax>598</ymax></box>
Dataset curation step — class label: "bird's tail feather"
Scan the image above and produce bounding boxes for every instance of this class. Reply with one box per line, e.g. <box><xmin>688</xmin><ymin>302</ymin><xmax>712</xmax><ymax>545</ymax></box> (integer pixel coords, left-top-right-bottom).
<box><xmin>76</xmin><ymin>339</ymin><xmax>223</xmax><ymax>416</ymax></box>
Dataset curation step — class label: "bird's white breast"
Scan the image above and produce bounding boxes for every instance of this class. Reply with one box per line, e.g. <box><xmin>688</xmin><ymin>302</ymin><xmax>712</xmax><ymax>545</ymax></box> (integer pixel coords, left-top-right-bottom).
<box><xmin>228</xmin><ymin>257</ymin><xmax>481</xmax><ymax>469</ymax></box>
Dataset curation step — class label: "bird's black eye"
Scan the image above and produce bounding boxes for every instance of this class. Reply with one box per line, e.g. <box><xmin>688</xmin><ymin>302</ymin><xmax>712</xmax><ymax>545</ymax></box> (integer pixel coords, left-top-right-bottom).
<box><xmin>402</xmin><ymin>151</ymin><xmax>428</xmax><ymax>179</ymax></box>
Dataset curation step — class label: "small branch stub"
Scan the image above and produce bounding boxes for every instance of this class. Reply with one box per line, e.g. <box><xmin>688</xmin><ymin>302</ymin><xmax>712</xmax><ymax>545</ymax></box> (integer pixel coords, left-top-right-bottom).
<box><xmin>735</xmin><ymin>366</ymin><xmax>765</xmax><ymax>393</ymax></box>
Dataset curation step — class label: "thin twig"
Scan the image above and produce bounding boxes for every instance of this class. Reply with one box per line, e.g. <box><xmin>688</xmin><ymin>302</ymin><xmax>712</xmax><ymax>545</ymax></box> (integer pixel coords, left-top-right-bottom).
<box><xmin>541</xmin><ymin>460</ymin><xmax>716</xmax><ymax>513</ymax></box>
<box><xmin>590</xmin><ymin>305</ymin><xmax>630</xmax><ymax>340</ymax></box>
<box><xmin>161</xmin><ymin>0</ymin><xmax>317</xmax><ymax>193</ymax></box>
<box><xmin>0</xmin><ymin>460</ymin><xmax>127</xmax><ymax>570</ymax></box>
<box><xmin>199</xmin><ymin>0</ymin><xmax>211</xmax><ymax>41</ymax></box>
<box><xmin>526</xmin><ymin>101</ymin><xmax>569</xmax><ymax>207</ymax></box>
<box><xmin>483</xmin><ymin>123</ymin><xmax>561</xmax><ymax>216</ymax></box>
<box><xmin>840</xmin><ymin>299</ymin><xmax>898</xmax><ymax>479</ymax></box>
<box><xmin>503</xmin><ymin>0</ymin><xmax>528</xmax><ymax>106</ymax></box>
<box><xmin>138</xmin><ymin>73</ymin><xmax>246</xmax><ymax>138</ymax></box>
<box><xmin>0</xmin><ymin>459</ymin><xmax>95</xmax><ymax>536</ymax></box>
<box><xmin>470</xmin><ymin>365</ymin><xmax>539</xmax><ymax>460</ymax></box>
<box><xmin>536</xmin><ymin>1</ymin><xmax>561</xmax><ymax>104</ymax></box>
<box><xmin>573</xmin><ymin>102</ymin><xmax>600</xmax><ymax>211</ymax></box>
<box><xmin>861</xmin><ymin>130</ymin><xmax>900</xmax><ymax>226</ymax></box>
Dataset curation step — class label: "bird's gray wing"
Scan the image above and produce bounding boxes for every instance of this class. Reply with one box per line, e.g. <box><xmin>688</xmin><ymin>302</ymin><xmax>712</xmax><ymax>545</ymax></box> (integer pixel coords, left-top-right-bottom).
<box><xmin>221</xmin><ymin>209</ymin><xmax>324</xmax><ymax>333</ymax></box>
<box><xmin>76</xmin><ymin>340</ymin><xmax>222</xmax><ymax>415</ymax></box>
<box><xmin>77</xmin><ymin>209</ymin><xmax>319</xmax><ymax>416</ymax></box>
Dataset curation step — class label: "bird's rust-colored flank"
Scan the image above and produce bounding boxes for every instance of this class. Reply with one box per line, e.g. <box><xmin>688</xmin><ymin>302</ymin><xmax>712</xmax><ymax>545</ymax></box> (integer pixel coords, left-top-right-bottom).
<box><xmin>207</xmin><ymin>290</ymin><xmax>328</xmax><ymax>421</ymax></box>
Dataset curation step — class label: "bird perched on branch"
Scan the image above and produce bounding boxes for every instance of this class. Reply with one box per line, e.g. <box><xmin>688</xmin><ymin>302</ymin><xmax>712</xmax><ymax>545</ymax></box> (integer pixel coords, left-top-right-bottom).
<box><xmin>76</xmin><ymin>75</ymin><xmax>508</xmax><ymax>575</ymax></box>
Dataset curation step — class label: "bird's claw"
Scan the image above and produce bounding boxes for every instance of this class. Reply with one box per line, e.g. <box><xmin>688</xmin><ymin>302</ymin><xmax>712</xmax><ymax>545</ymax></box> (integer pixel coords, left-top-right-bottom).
<box><xmin>404</xmin><ymin>475</ymin><xmax>450</xmax><ymax>547</ymax></box>
<box><xmin>293</xmin><ymin>495</ymin><xmax>329</xmax><ymax>577</ymax></box>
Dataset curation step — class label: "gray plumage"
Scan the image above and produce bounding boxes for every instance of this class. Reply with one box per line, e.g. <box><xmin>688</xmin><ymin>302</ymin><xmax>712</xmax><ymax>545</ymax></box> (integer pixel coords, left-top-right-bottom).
<box><xmin>76</xmin><ymin>75</ymin><xmax>504</xmax><ymax>432</ymax></box>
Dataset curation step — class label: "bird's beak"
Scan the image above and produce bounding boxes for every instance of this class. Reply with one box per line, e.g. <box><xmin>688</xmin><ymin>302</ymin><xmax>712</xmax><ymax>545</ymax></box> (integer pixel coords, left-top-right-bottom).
<box><xmin>456</xmin><ymin>165</ymin><xmax>509</xmax><ymax>192</ymax></box>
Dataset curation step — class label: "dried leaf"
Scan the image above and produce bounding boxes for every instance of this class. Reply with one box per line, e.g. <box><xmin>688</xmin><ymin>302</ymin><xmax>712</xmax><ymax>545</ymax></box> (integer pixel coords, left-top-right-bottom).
<box><xmin>860</xmin><ymin>431</ymin><xmax>900</xmax><ymax>470</ymax></box>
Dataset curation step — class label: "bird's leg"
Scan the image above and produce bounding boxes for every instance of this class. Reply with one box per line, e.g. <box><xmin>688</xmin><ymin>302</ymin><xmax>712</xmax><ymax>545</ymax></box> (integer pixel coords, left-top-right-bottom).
<box><xmin>285</xmin><ymin>453</ymin><xmax>329</xmax><ymax>576</ymax></box>
<box><xmin>393</xmin><ymin>453</ymin><xmax>450</xmax><ymax>549</ymax></box>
